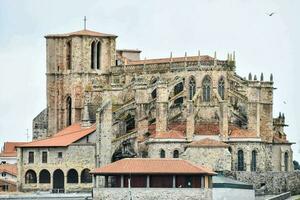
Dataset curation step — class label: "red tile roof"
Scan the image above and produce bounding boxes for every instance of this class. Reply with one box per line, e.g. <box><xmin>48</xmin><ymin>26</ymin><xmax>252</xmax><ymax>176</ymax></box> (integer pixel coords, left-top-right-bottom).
<box><xmin>273</xmin><ymin>136</ymin><xmax>289</xmax><ymax>144</ymax></box>
<box><xmin>0</xmin><ymin>164</ymin><xmax>17</xmax><ymax>176</ymax></box>
<box><xmin>187</xmin><ymin>138</ymin><xmax>229</xmax><ymax>148</ymax></box>
<box><xmin>45</xmin><ymin>29</ymin><xmax>117</xmax><ymax>38</ymax></box>
<box><xmin>91</xmin><ymin>158</ymin><xmax>216</xmax><ymax>175</ymax></box>
<box><xmin>18</xmin><ymin>123</ymin><xmax>96</xmax><ymax>148</ymax></box>
<box><xmin>0</xmin><ymin>142</ymin><xmax>26</xmax><ymax>157</ymax></box>
<box><xmin>228</xmin><ymin>125</ymin><xmax>257</xmax><ymax>138</ymax></box>
<box><xmin>127</xmin><ymin>55</ymin><xmax>214</xmax><ymax>65</ymax></box>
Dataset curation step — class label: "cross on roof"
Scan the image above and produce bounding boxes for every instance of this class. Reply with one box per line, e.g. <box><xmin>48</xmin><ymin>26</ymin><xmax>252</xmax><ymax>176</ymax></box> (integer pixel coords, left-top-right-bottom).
<box><xmin>84</xmin><ymin>16</ymin><xmax>87</xmax><ymax>30</ymax></box>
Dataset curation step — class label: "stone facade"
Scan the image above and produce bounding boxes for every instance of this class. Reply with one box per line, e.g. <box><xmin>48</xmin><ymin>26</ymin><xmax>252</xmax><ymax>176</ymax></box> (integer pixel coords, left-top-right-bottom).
<box><xmin>182</xmin><ymin>146</ymin><xmax>231</xmax><ymax>171</ymax></box>
<box><xmin>223</xmin><ymin>171</ymin><xmax>300</xmax><ymax>195</ymax></box>
<box><xmin>24</xmin><ymin>28</ymin><xmax>296</xmax><ymax>193</ymax></box>
<box><xmin>17</xmin><ymin>140</ymin><xmax>95</xmax><ymax>192</ymax></box>
<box><xmin>32</xmin><ymin>108</ymin><xmax>48</xmax><ymax>140</ymax></box>
<box><xmin>93</xmin><ymin>188</ymin><xmax>212</xmax><ymax>200</ymax></box>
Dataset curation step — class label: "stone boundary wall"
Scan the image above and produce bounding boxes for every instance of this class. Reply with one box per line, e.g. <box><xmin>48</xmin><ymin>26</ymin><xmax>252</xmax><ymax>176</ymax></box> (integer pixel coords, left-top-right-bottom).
<box><xmin>223</xmin><ymin>171</ymin><xmax>300</xmax><ymax>195</ymax></box>
<box><xmin>93</xmin><ymin>188</ymin><xmax>212</xmax><ymax>200</ymax></box>
<box><xmin>266</xmin><ymin>192</ymin><xmax>291</xmax><ymax>200</ymax></box>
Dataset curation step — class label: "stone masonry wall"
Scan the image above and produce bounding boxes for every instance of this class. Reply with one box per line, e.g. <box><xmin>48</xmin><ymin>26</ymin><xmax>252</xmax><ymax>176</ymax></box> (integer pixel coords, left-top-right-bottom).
<box><xmin>182</xmin><ymin>147</ymin><xmax>231</xmax><ymax>171</ymax></box>
<box><xmin>223</xmin><ymin>171</ymin><xmax>300</xmax><ymax>195</ymax></box>
<box><xmin>93</xmin><ymin>188</ymin><xmax>212</xmax><ymax>200</ymax></box>
<box><xmin>18</xmin><ymin>144</ymin><xmax>95</xmax><ymax>192</ymax></box>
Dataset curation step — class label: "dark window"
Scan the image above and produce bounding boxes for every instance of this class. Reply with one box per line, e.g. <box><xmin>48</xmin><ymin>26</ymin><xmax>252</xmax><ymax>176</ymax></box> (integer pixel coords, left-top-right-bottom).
<box><xmin>91</xmin><ymin>41</ymin><xmax>95</xmax><ymax>69</ymax></box>
<box><xmin>124</xmin><ymin>175</ymin><xmax>147</xmax><ymax>188</ymax></box>
<box><xmin>42</xmin><ymin>152</ymin><xmax>47</xmax><ymax>163</ymax></box>
<box><xmin>284</xmin><ymin>152</ymin><xmax>289</xmax><ymax>172</ymax></box>
<box><xmin>151</xmin><ymin>89</ymin><xmax>157</xmax><ymax>99</ymax></box>
<box><xmin>251</xmin><ymin>150</ymin><xmax>257</xmax><ymax>171</ymax></box>
<box><xmin>110</xmin><ymin>175</ymin><xmax>121</xmax><ymax>187</ymax></box>
<box><xmin>58</xmin><ymin>152</ymin><xmax>63</xmax><ymax>158</ymax></box>
<box><xmin>176</xmin><ymin>175</ymin><xmax>201</xmax><ymax>188</ymax></box>
<box><xmin>173</xmin><ymin>150</ymin><xmax>179</xmax><ymax>158</ymax></box>
<box><xmin>160</xmin><ymin>149</ymin><xmax>165</xmax><ymax>158</ymax></box>
<box><xmin>174</xmin><ymin>82</ymin><xmax>183</xmax><ymax>96</ymax></box>
<box><xmin>96</xmin><ymin>42</ymin><xmax>101</xmax><ymax>69</ymax></box>
<box><xmin>218</xmin><ymin>77</ymin><xmax>225</xmax><ymax>100</ymax></box>
<box><xmin>67</xmin><ymin>169</ymin><xmax>78</xmax><ymax>183</ymax></box>
<box><xmin>125</xmin><ymin>114</ymin><xmax>135</xmax><ymax>133</ymax></box>
<box><xmin>1</xmin><ymin>172</ymin><xmax>6</xmax><ymax>177</ymax></box>
<box><xmin>25</xmin><ymin>170</ymin><xmax>37</xmax><ymax>184</ymax></box>
<box><xmin>174</xmin><ymin>97</ymin><xmax>183</xmax><ymax>106</ymax></box>
<box><xmin>189</xmin><ymin>77</ymin><xmax>196</xmax><ymax>100</ymax></box>
<box><xmin>237</xmin><ymin>150</ymin><xmax>244</xmax><ymax>171</ymax></box>
<box><xmin>66</xmin><ymin>41</ymin><xmax>72</xmax><ymax>70</ymax></box>
<box><xmin>3</xmin><ymin>185</ymin><xmax>8</xmax><ymax>191</ymax></box>
<box><xmin>39</xmin><ymin>169</ymin><xmax>50</xmax><ymax>183</ymax></box>
<box><xmin>28</xmin><ymin>152</ymin><xmax>34</xmax><ymax>163</ymax></box>
<box><xmin>203</xmin><ymin>76</ymin><xmax>211</xmax><ymax>102</ymax></box>
<box><xmin>81</xmin><ymin>168</ymin><xmax>92</xmax><ymax>183</ymax></box>
<box><xmin>66</xmin><ymin>96</ymin><xmax>72</xmax><ymax>126</ymax></box>
<box><xmin>150</xmin><ymin>175</ymin><xmax>173</xmax><ymax>188</ymax></box>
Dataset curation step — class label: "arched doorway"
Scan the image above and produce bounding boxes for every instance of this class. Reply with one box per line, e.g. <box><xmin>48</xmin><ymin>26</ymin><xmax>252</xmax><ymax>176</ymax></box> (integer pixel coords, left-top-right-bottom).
<box><xmin>53</xmin><ymin>169</ymin><xmax>64</xmax><ymax>193</ymax></box>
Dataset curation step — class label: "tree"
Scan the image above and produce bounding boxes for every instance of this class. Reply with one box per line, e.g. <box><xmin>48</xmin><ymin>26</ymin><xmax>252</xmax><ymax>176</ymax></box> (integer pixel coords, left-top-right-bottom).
<box><xmin>293</xmin><ymin>160</ymin><xmax>300</xmax><ymax>170</ymax></box>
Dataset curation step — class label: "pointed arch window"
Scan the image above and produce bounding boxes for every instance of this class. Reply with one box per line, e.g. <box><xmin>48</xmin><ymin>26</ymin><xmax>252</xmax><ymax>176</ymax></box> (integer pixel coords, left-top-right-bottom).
<box><xmin>91</xmin><ymin>41</ymin><xmax>101</xmax><ymax>70</ymax></box>
<box><xmin>189</xmin><ymin>77</ymin><xmax>196</xmax><ymax>100</ymax></box>
<box><xmin>160</xmin><ymin>149</ymin><xmax>165</xmax><ymax>158</ymax></box>
<box><xmin>203</xmin><ymin>76</ymin><xmax>211</xmax><ymax>102</ymax></box>
<box><xmin>173</xmin><ymin>150</ymin><xmax>179</xmax><ymax>158</ymax></box>
<box><xmin>237</xmin><ymin>150</ymin><xmax>244</xmax><ymax>171</ymax></box>
<box><xmin>174</xmin><ymin>82</ymin><xmax>183</xmax><ymax>96</ymax></box>
<box><xmin>251</xmin><ymin>150</ymin><xmax>257</xmax><ymax>171</ymax></box>
<box><xmin>218</xmin><ymin>77</ymin><xmax>225</xmax><ymax>100</ymax></box>
<box><xmin>284</xmin><ymin>152</ymin><xmax>289</xmax><ymax>172</ymax></box>
<box><xmin>66</xmin><ymin>96</ymin><xmax>72</xmax><ymax>126</ymax></box>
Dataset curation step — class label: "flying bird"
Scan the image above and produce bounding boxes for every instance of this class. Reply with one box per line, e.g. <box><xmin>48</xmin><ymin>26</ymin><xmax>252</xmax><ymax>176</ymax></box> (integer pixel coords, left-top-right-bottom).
<box><xmin>266</xmin><ymin>12</ymin><xmax>275</xmax><ymax>16</ymax></box>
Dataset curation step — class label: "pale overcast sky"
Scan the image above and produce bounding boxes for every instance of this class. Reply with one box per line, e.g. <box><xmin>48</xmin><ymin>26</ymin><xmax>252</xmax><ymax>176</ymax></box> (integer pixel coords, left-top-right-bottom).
<box><xmin>0</xmin><ymin>0</ymin><xmax>299</xmax><ymax>161</ymax></box>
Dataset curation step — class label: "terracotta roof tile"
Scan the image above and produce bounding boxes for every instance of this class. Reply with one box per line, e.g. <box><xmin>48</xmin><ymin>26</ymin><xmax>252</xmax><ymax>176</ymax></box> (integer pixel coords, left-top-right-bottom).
<box><xmin>228</xmin><ymin>125</ymin><xmax>257</xmax><ymax>138</ymax></box>
<box><xmin>194</xmin><ymin>123</ymin><xmax>220</xmax><ymax>135</ymax></box>
<box><xmin>273</xmin><ymin>136</ymin><xmax>289</xmax><ymax>144</ymax></box>
<box><xmin>127</xmin><ymin>55</ymin><xmax>214</xmax><ymax>65</ymax></box>
<box><xmin>18</xmin><ymin>123</ymin><xmax>96</xmax><ymax>148</ymax></box>
<box><xmin>0</xmin><ymin>142</ymin><xmax>26</xmax><ymax>157</ymax></box>
<box><xmin>187</xmin><ymin>138</ymin><xmax>229</xmax><ymax>148</ymax></box>
<box><xmin>0</xmin><ymin>164</ymin><xmax>17</xmax><ymax>176</ymax></box>
<box><xmin>91</xmin><ymin>158</ymin><xmax>216</xmax><ymax>175</ymax></box>
<box><xmin>45</xmin><ymin>29</ymin><xmax>117</xmax><ymax>38</ymax></box>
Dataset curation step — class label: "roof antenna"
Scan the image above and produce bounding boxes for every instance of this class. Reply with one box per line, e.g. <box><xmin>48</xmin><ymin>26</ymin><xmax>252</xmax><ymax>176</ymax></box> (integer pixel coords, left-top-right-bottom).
<box><xmin>84</xmin><ymin>16</ymin><xmax>87</xmax><ymax>30</ymax></box>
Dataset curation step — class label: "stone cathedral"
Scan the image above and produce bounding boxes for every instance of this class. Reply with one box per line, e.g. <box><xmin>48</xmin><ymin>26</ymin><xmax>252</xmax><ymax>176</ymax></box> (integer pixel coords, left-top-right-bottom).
<box><xmin>16</xmin><ymin>28</ymin><xmax>296</xmax><ymax>193</ymax></box>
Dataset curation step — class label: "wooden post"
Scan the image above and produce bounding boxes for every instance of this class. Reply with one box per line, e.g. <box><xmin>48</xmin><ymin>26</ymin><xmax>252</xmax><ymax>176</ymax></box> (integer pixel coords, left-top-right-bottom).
<box><xmin>172</xmin><ymin>175</ymin><xmax>176</xmax><ymax>188</ymax></box>
<box><xmin>146</xmin><ymin>175</ymin><xmax>150</xmax><ymax>188</ymax></box>
<box><xmin>121</xmin><ymin>175</ymin><xmax>124</xmax><ymax>188</ymax></box>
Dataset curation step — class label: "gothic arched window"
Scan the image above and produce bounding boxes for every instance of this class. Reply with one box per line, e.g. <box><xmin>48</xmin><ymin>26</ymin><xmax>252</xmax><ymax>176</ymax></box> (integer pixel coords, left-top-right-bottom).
<box><xmin>189</xmin><ymin>77</ymin><xmax>196</xmax><ymax>100</ymax></box>
<box><xmin>173</xmin><ymin>150</ymin><xmax>179</xmax><ymax>158</ymax></box>
<box><xmin>81</xmin><ymin>169</ymin><xmax>92</xmax><ymax>183</ymax></box>
<box><xmin>66</xmin><ymin>96</ymin><xmax>72</xmax><ymax>126</ymax></box>
<box><xmin>67</xmin><ymin>169</ymin><xmax>78</xmax><ymax>183</ymax></box>
<box><xmin>251</xmin><ymin>150</ymin><xmax>257</xmax><ymax>171</ymax></box>
<box><xmin>237</xmin><ymin>150</ymin><xmax>244</xmax><ymax>171</ymax></box>
<box><xmin>125</xmin><ymin>114</ymin><xmax>135</xmax><ymax>133</ymax></box>
<box><xmin>66</xmin><ymin>41</ymin><xmax>72</xmax><ymax>70</ymax></box>
<box><xmin>284</xmin><ymin>152</ymin><xmax>289</xmax><ymax>172</ymax></box>
<box><xmin>91</xmin><ymin>41</ymin><xmax>95</xmax><ymax>69</ymax></box>
<box><xmin>174</xmin><ymin>82</ymin><xmax>183</xmax><ymax>96</ymax></box>
<box><xmin>160</xmin><ymin>149</ymin><xmax>165</xmax><ymax>158</ymax></box>
<box><xmin>218</xmin><ymin>77</ymin><xmax>225</xmax><ymax>100</ymax></box>
<box><xmin>96</xmin><ymin>42</ymin><xmax>101</xmax><ymax>69</ymax></box>
<box><xmin>203</xmin><ymin>76</ymin><xmax>211</xmax><ymax>102</ymax></box>
<box><xmin>25</xmin><ymin>170</ymin><xmax>37</xmax><ymax>184</ymax></box>
<box><xmin>39</xmin><ymin>169</ymin><xmax>50</xmax><ymax>183</ymax></box>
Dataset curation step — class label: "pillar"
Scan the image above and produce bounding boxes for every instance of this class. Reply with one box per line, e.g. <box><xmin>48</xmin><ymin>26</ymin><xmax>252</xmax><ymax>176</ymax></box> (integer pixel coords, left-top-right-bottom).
<box><xmin>121</xmin><ymin>175</ymin><xmax>124</xmax><ymax>188</ymax></box>
<box><xmin>186</xmin><ymin>100</ymin><xmax>195</xmax><ymax>140</ymax></box>
<box><xmin>219</xmin><ymin>102</ymin><xmax>228</xmax><ymax>140</ymax></box>
<box><xmin>147</xmin><ymin>175</ymin><xmax>150</xmax><ymax>188</ymax></box>
<box><xmin>156</xmin><ymin>81</ymin><xmax>168</xmax><ymax>133</ymax></box>
<box><xmin>134</xmin><ymin>82</ymin><xmax>149</xmax><ymax>136</ymax></box>
<box><xmin>172</xmin><ymin>175</ymin><xmax>176</xmax><ymax>188</ymax></box>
